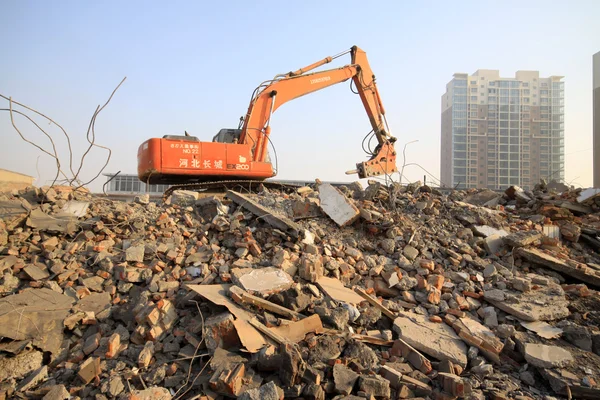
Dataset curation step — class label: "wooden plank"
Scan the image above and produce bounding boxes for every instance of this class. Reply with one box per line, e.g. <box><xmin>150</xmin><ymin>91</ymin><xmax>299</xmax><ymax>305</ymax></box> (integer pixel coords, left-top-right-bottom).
<box><xmin>229</xmin><ymin>286</ymin><xmax>305</xmax><ymax>321</ymax></box>
<box><xmin>353</xmin><ymin>287</ymin><xmax>397</xmax><ymax>320</ymax></box>
<box><xmin>248</xmin><ymin>318</ymin><xmax>288</xmax><ymax>345</ymax></box>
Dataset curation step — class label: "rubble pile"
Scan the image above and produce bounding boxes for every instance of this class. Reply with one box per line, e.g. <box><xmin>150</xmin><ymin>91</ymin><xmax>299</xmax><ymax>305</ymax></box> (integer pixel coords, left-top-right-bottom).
<box><xmin>2</xmin><ymin>179</ymin><xmax>600</xmax><ymax>399</ymax></box>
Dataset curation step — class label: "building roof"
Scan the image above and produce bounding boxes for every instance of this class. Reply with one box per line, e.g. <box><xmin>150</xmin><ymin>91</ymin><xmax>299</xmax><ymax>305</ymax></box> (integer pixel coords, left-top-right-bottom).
<box><xmin>0</xmin><ymin>168</ymin><xmax>34</xmax><ymax>179</ymax></box>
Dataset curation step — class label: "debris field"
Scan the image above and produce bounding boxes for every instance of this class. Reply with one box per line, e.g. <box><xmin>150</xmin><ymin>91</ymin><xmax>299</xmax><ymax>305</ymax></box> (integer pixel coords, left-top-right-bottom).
<box><xmin>2</xmin><ymin>179</ymin><xmax>600</xmax><ymax>399</ymax></box>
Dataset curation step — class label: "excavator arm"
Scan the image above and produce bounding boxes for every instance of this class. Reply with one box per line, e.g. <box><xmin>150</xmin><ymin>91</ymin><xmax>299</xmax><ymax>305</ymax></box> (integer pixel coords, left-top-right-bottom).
<box><xmin>239</xmin><ymin>45</ymin><xmax>398</xmax><ymax>179</ymax></box>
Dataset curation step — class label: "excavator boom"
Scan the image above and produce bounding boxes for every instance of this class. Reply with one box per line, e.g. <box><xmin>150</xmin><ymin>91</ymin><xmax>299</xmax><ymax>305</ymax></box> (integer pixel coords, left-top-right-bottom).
<box><xmin>137</xmin><ymin>45</ymin><xmax>398</xmax><ymax>185</ymax></box>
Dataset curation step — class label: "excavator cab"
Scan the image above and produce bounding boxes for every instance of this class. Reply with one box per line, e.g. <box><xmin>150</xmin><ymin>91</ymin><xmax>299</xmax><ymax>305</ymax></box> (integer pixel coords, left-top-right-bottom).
<box><xmin>212</xmin><ymin>128</ymin><xmax>241</xmax><ymax>144</ymax></box>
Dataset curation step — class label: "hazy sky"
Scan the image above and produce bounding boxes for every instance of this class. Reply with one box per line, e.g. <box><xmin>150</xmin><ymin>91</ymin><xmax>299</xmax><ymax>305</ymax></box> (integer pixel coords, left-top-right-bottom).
<box><xmin>1</xmin><ymin>1</ymin><xmax>599</xmax><ymax>192</ymax></box>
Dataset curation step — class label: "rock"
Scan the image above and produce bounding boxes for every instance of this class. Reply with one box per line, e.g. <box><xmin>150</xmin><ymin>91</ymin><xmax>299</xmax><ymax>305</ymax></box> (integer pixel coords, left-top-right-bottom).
<box><xmin>483</xmin><ymin>289</ymin><xmax>505</xmax><ymax>302</ymax></box>
<box><xmin>170</xmin><ymin>190</ymin><xmax>200</xmax><ymax>205</ymax></box>
<box><xmin>299</xmin><ymin>254</ymin><xmax>324</xmax><ymax>283</ymax></box>
<box><xmin>511</xmin><ymin>277</ymin><xmax>532</xmax><ymax>292</ymax></box>
<box><xmin>315</xmin><ymin>306</ymin><xmax>350</xmax><ymax>331</ymax></box>
<box><xmin>563</xmin><ymin>325</ymin><xmax>592</xmax><ymax>352</ymax></box>
<box><xmin>381</xmin><ymin>238</ymin><xmax>396</xmax><ymax>254</ymax></box>
<box><xmin>503</xmin><ymin>231</ymin><xmax>542</xmax><ymax>248</ymax></box>
<box><xmin>559</xmin><ymin>222</ymin><xmax>581</xmax><ymax>242</ymax></box>
<box><xmin>523</xmin><ymin>343</ymin><xmax>573</xmax><ymax>368</ymax></box>
<box><xmin>107</xmin><ymin>376</ymin><xmax>125</xmax><ymax>397</ymax></box>
<box><xmin>483</xmin><ymin>264</ymin><xmax>497</xmax><ymax>278</ymax></box>
<box><xmin>393</xmin><ymin>312</ymin><xmax>468</xmax><ymax>367</ymax></box>
<box><xmin>342</xmin><ymin>303</ymin><xmax>361</xmax><ymax>322</ymax></box>
<box><xmin>343</xmin><ymin>341</ymin><xmax>379</xmax><ymax>370</ymax></box>
<box><xmin>203</xmin><ymin>312</ymin><xmax>241</xmax><ymax>352</ymax></box>
<box><xmin>134</xmin><ymin>194</ymin><xmax>150</xmax><ymax>205</ymax></box>
<box><xmin>482</xmin><ymin>307</ymin><xmax>498</xmax><ymax>328</ymax></box>
<box><xmin>471</xmin><ymin>364</ymin><xmax>493</xmax><ymax>377</ymax></box>
<box><xmin>125</xmin><ymin>245</ymin><xmax>145</xmax><ymax>263</ymax></box>
<box><xmin>520</xmin><ymin>371</ymin><xmax>536</xmax><ymax>386</ymax></box>
<box><xmin>42</xmin><ymin>385</ymin><xmax>70</xmax><ymax>400</ymax></box>
<box><xmin>0</xmin><ymin>350</ymin><xmax>43</xmax><ymax>382</ymax></box>
<box><xmin>318</xmin><ymin>183</ymin><xmax>360</xmax><ymax>227</ymax></box>
<box><xmin>302</xmin><ymin>382</ymin><xmax>325</xmax><ymax>400</ymax></box>
<box><xmin>78</xmin><ymin>356</ymin><xmax>101</xmax><ymax>384</ymax></box>
<box><xmin>473</xmin><ymin>225</ymin><xmax>508</xmax><ymax>238</ymax></box>
<box><xmin>496</xmin><ymin>324</ymin><xmax>515</xmax><ymax>339</ymax></box>
<box><xmin>403</xmin><ymin>245</ymin><xmax>419</xmax><ymax>261</ymax></box>
<box><xmin>17</xmin><ymin>365</ymin><xmax>47</xmax><ymax>392</ymax></box>
<box><xmin>280</xmin><ymin>342</ymin><xmax>306</xmax><ymax>387</ymax></box>
<box><xmin>333</xmin><ymin>364</ymin><xmax>359</xmax><ymax>395</ymax></box>
<box><xmin>130</xmin><ymin>387</ymin><xmax>172</xmax><ymax>400</ymax></box>
<box><xmin>395</xmin><ymin>276</ymin><xmax>418</xmax><ymax>291</ymax></box>
<box><xmin>465</xmin><ymin>190</ymin><xmax>502</xmax><ymax>206</ymax></box>
<box><xmin>83</xmin><ymin>332</ymin><xmax>101</xmax><ymax>355</ymax></box>
<box><xmin>358</xmin><ymin>375</ymin><xmax>391</xmax><ymax>398</ymax></box>
<box><xmin>239</xmin><ymin>381</ymin><xmax>282</xmax><ymax>400</ymax></box>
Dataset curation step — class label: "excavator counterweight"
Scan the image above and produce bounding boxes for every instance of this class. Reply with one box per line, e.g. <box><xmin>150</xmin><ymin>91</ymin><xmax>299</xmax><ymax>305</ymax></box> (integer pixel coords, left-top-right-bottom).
<box><xmin>137</xmin><ymin>46</ymin><xmax>398</xmax><ymax>185</ymax></box>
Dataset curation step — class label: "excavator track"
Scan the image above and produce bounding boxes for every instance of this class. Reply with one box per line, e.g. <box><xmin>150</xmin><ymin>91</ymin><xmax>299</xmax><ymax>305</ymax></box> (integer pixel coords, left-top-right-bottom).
<box><xmin>162</xmin><ymin>180</ymin><xmax>310</xmax><ymax>201</ymax></box>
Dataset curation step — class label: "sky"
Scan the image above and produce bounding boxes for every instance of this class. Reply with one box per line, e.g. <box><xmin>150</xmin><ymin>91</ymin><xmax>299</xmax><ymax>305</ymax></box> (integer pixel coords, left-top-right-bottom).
<box><xmin>1</xmin><ymin>1</ymin><xmax>599</xmax><ymax>192</ymax></box>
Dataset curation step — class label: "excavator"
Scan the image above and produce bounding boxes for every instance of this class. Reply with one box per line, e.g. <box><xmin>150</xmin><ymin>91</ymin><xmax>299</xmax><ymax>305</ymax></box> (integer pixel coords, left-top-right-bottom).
<box><xmin>137</xmin><ymin>45</ymin><xmax>398</xmax><ymax>190</ymax></box>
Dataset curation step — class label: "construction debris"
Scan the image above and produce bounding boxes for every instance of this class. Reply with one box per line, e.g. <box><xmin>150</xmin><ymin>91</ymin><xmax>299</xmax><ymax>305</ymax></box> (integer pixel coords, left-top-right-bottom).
<box><xmin>2</xmin><ymin>179</ymin><xmax>600</xmax><ymax>399</ymax></box>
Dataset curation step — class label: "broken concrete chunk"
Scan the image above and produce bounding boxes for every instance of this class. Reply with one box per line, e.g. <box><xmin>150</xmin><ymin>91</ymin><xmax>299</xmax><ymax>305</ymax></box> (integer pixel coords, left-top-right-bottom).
<box><xmin>226</xmin><ymin>190</ymin><xmax>301</xmax><ymax>238</ymax></box>
<box><xmin>0</xmin><ymin>288</ymin><xmax>75</xmax><ymax>355</ymax></box>
<box><xmin>42</xmin><ymin>385</ymin><xmax>70</xmax><ymax>400</ymax></box>
<box><xmin>523</xmin><ymin>343</ymin><xmax>573</xmax><ymax>368</ymax></box>
<box><xmin>516</xmin><ymin>247</ymin><xmax>600</xmax><ymax>287</ymax></box>
<box><xmin>0</xmin><ymin>350</ymin><xmax>43</xmax><ymax>382</ymax></box>
<box><xmin>318</xmin><ymin>183</ymin><xmax>360</xmax><ymax>227</ymax></box>
<box><xmin>503</xmin><ymin>231</ymin><xmax>543</xmax><ymax>247</ymax></box>
<box><xmin>484</xmin><ymin>285</ymin><xmax>569</xmax><ymax>322</ymax></box>
<box><xmin>78</xmin><ymin>356</ymin><xmax>101</xmax><ymax>384</ymax></box>
<box><xmin>129</xmin><ymin>387</ymin><xmax>172</xmax><ymax>400</ymax></box>
<box><xmin>237</xmin><ymin>267</ymin><xmax>294</xmax><ymax>296</ymax></box>
<box><xmin>203</xmin><ymin>312</ymin><xmax>241</xmax><ymax>352</ymax></box>
<box><xmin>393</xmin><ymin>312</ymin><xmax>468</xmax><ymax>367</ymax></box>
<box><xmin>125</xmin><ymin>244</ymin><xmax>145</xmax><ymax>262</ymax></box>
<box><xmin>358</xmin><ymin>374</ymin><xmax>391</xmax><ymax>398</ymax></box>
<box><xmin>333</xmin><ymin>363</ymin><xmax>359</xmax><ymax>395</ymax></box>
<box><xmin>238</xmin><ymin>381</ymin><xmax>283</xmax><ymax>400</ymax></box>
<box><xmin>17</xmin><ymin>365</ymin><xmax>48</xmax><ymax>392</ymax></box>
<box><xmin>170</xmin><ymin>190</ymin><xmax>200</xmax><ymax>205</ymax></box>
<box><xmin>520</xmin><ymin>321</ymin><xmax>563</xmax><ymax>339</ymax></box>
<box><xmin>473</xmin><ymin>225</ymin><xmax>508</xmax><ymax>238</ymax></box>
<box><xmin>577</xmin><ymin>187</ymin><xmax>600</xmax><ymax>204</ymax></box>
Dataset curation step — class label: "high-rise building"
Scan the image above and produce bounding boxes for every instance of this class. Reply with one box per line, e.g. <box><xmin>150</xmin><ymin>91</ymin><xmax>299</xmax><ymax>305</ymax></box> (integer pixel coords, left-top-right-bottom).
<box><xmin>441</xmin><ymin>70</ymin><xmax>564</xmax><ymax>190</ymax></box>
<box><xmin>594</xmin><ymin>52</ymin><xmax>600</xmax><ymax>188</ymax></box>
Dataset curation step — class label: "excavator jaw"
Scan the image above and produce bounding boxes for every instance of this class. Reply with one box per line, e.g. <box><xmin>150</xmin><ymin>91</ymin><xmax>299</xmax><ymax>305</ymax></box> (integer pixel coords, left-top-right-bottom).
<box><xmin>350</xmin><ymin>141</ymin><xmax>398</xmax><ymax>179</ymax></box>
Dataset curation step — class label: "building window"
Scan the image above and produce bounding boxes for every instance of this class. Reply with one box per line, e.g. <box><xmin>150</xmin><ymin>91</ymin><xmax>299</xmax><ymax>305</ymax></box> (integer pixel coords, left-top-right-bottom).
<box><xmin>471</xmin><ymin>88</ymin><xmax>477</xmax><ymax>93</ymax></box>
<box><xmin>470</xmin><ymin>80</ymin><xmax>477</xmax><ymax>85</ymax></box>
<box><xmin>470</xmin><ymin>96</ymin><xmax>477</xmax><ymax>101</ymax></box>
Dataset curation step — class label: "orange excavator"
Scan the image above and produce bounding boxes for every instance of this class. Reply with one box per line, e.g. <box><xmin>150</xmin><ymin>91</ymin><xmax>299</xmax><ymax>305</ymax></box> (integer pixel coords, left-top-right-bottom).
<box><xmin>137</xmin><ymin>45</ymin><xmax>398</xmax><ymax>186</ymax></box>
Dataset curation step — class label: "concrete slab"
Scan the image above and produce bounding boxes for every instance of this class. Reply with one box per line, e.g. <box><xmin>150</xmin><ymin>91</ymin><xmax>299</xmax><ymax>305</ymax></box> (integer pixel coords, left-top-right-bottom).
<box><xmin>523</xmin><ymin>343</ymin><xmax>573</xmax><ymax>368</ymax></box>
<box><xmin>484</xmin><ymin>284</ymin><xmax>569</xmax><ymax>322</ymax></box>
<box><xmin>318</xmin><ymin>183</ymin><xmax>360</xmax><ymax>227</ymax></box>
<box><xmin>393</xmin><ymin>311</ymin><xmax>468</xmax><ymax>367</ymax></box>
